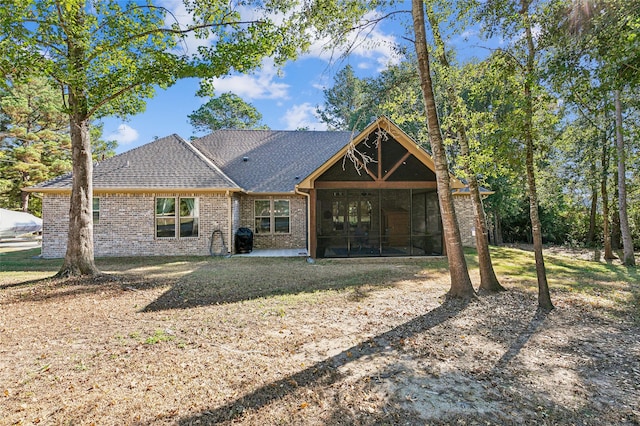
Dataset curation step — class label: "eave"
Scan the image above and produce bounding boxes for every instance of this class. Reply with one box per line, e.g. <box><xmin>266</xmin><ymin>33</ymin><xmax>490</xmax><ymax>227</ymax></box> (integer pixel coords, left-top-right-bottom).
<box><xmin>296</xmin><ymin>116</ymin><xmax>465</xmax><ymax>190</ymax></box>
<box><xmin>23</xmin><ymin>187</ymin><xmax>244</xmax><ymax>195</ymax></box>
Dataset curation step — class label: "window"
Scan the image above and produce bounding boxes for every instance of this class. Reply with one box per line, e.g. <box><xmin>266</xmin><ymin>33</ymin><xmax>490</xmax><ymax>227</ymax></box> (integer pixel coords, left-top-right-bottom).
<box><xmin>179</xmin><ymin>198</ymin><xmax>199</xmax><ymax>238</ymax></box>
<box><xmin>156</xmin><ymin>197</ymin><xmax>199</xmax><ymax>238</ymax></box>
<box><xmin>93</xmin><ymin>197</ymin><xmax>100</xmax><ymax>224</ymax></box>
<box><xmin>254</xmin><ymin>199</ymin><xmax>290</xmax><ymax>234</ymax></box>
<box><xmin>273</xmin><ymin>200</ymin><xmax>290</xmax><ymax>233</ymax></box>
<box><xmin>156</xmin><ymin>198</ymin><xmax>176</xmax><ymax>238</ymax></box>
<box><xmin>254</xmin><ymin>200</ymin><xmax>271</xmax><ymax>234</ymax></box>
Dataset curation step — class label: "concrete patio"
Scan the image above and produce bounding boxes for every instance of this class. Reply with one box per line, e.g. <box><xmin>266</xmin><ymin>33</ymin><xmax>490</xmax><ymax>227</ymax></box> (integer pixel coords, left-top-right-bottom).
<box><xmin>233</xmin><ymin>248</ymin><xmax>309</xmax><ymax>258</ymax></box>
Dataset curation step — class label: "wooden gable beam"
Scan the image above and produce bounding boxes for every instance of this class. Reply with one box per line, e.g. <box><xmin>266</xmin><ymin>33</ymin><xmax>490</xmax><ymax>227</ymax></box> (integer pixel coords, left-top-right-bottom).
<box><xmin>378</xmin><ymin>135</ymin><xmax>383</xmax><ymax>179</ymax></box>
<box><xmin>382</xmin><ymin>151</ymin><xmax>412</xmax><ymax>181</ymax></box>
<box><xmin>353</xmin><ymin>156</ymin><xmax>379</xmax><ymax>181</ymax></box>
<box><xmin>314</xmin><ymin>181</ymin><xmax>437</xmax><ymax>189</ymax></box>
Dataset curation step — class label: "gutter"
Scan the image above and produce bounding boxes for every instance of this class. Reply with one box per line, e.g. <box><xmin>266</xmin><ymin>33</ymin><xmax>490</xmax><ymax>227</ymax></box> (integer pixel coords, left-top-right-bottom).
<box><xmin>226</xmin><ymin>189</ymin><xmax>232</xmax><ymax>255</ymax></box>
<box><xmin>23</xmin><ymin>187</ymin><xmax>243</xmax><ymax>194</ymax></box>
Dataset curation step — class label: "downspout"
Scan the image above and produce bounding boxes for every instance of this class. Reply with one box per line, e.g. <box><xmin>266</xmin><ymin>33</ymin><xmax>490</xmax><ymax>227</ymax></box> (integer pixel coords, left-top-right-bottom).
<box><xmin>226</xmin><ymin>190</ymin><xmax>232</xmax><ymax>255</ymax></box>
<box><xmin>295</xmin><ymin>185</ymin><xmax>311</xmax><ymax>257</ymax></box>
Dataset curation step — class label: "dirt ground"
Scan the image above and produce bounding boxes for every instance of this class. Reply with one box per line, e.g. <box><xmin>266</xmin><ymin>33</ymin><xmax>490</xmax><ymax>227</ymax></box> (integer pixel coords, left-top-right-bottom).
<box><xmin>0</xmin><ymin>249</ymin><xmax>639</xmax><ymax>425</ymax></box>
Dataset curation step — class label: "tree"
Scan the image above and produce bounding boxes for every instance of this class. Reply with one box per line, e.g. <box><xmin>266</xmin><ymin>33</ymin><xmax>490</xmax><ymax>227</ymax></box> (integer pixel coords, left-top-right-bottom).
<box><xmin>317</xmin><ymin>64</ymin><xmax>369</xmax><ymax>131</ymax></box>
<box><xmin>90</xmin><ymin>122</ymin><xmax>117</xmax><ymax>162</ymax></box>
<box><xmin>0</xmin><ymin>0</ymin><xmax>307</xmax><ymax>276</ymax></box>
<box><xmin>425</xmin><ymin>3</ymin><xmax>504</xmax><ymax>292</ymax></box>
<box><xmin>311</xmin><ymin>1</ymin><xmax>476</xmax><ymax>298</ymax></box>
<box><xmin>0</xmin><ymin>78</ymin><xmax>117</xmax><ymax>215</ymax></box>
<box><xmin>601</xmin><ymin>129</ymin><xmax>615</xmax><ymax>259</ymax></box>
<box><xmin>369</xmin><ymin>61</ymin><xmax>429</xmax><ymax>144</ymax></box>
<box><xmin>614</xmin><ymin>89</ymin><xmax>635</xmax><ymax>265</ymax></box>
<box><xmin>318</xmin><ymin>61</ymin><xmax>429</xmax><ymax>143</ymax></box>
<box><xmin>188</xmin><ymin>92</ymin><xmax>267</xmax><ymax>133</ymax></box>
<box><xmin>479</xmin><ymin>0</ymin><xmax>554</xmax><ymax>309</ymax></box>
<box><xmin>455</xmin><ymin>52</ymin><xmax>529</xmax><ymax>248</ymax></box>
<box><xmin>520</xmin><ymin>0</ymin><xmax>553</xmax><ymax>309</ymax></box>
<box><xmin>412</xmin><ymin>0</ymin><xmax>476</xmax><ymax>299</ymax></box>
<box><xmin>547</xmin><ymin>0</ymin><xmax>639</xmax><ymax>264</ymax></box>
<box><xmin>0</xmin><ymin>76</ymin><xmax>71</xmax><ymax>213</ymax></box>
<box><xmin>548</xmin><ymin>0</ymin><xmax>640</xmax><ymax>260</ymax></box>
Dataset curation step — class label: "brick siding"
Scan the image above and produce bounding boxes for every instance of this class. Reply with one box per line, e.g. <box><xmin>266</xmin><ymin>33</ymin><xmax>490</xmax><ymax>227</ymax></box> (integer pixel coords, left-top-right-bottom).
<box><xmin>41</xmin><ymin>192</ymin><xmax>475</xmax><ymax>257</ymax></box>
<box><xmin>453</xmin><ymin>194</ymin><xmax>476</xmax><ymax>247</ymax></box>
<box><xmin>238</xmin><ymin>195</ymin><xmax>307</xmax><ymax>251</ymax></box>
<box><xmin>41</xmin><ymin>192</ymin><xmax>232</xmax><ymax>258</ymax></box>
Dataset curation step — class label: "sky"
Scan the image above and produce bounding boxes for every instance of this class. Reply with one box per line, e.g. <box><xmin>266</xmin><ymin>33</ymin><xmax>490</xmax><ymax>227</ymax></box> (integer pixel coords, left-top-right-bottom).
<box><xmin>101</xmin><ymin>2</ymin><xmax>493</xmax><ymax>154</ymax></box>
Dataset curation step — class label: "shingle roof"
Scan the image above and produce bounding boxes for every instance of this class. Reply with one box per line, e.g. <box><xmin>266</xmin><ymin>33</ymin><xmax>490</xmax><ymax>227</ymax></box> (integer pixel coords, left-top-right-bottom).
<box><xmin>31</xmin><ymin>134</ymin><xmax>239</xmax><ymax>191</ymax></box>
<box><xmin>192</xmin><ymin>130</ymin><xmax>353</xmax><ymax>192</ymax></box>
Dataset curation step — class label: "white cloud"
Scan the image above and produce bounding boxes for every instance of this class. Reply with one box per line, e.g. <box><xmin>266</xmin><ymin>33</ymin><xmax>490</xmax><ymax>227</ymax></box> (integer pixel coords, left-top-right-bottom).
<box><xmin>282</xmin><ymin>103</ymin><xmax>327</xmax><ymax>130</ymax></box>
<box><xmin>531</xmin><ymin>24</ymin><xmax>542</xmax><ymax>41</ymax></box>
<box><xmin>304</xmin><ymin>11</ymin><xmax>403</xmax><ymax>72</ymax></box>
<box><xmin>107</xmin><ymin>124</ymin><xmax>139</xmax><ymax>145</ymax></box>
<box><xmin>460</xmin><ymin>29</ymin><xmax>479</xmax><ymax>40</ymax></box>
<box><xmin>159</xmin><ymin>0</ymin><xmax>217</xmax><ymax>55</ymax></box>
<box><xmin>159</xmin><ymin>1</ymin><xmax>401</xmax><ymax>73</ymax></box>
<box><xmin>207</xmin><ymin>59</ymin><xmax>290</xmax><ymax>100</ymax></box>
<box><xmin>512</xmin><ymin>24</ymin><xmax>542</xmax><ymax>46</ymax></box>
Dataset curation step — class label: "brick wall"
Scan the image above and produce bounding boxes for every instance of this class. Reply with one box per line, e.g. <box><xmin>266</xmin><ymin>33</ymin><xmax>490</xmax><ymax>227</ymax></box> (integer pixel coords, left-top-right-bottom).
<box><xmin>41</xmin><ymin>192</ymin><xmax>231</xmax><ymax>258</ymax></box>
<box><xmin>238</xmin><ymin>195</ymin><xmax>307</xmax><ymax>250</ymax></box>
<box><xmin>41</xmin><ymin>194</ymin><xmax>70</xmax><ymax>258</ymax></box>
<box><xmin>453</xmin><ymin>194</ymin><xmax>476</xmax><ymax>247</ymax></box>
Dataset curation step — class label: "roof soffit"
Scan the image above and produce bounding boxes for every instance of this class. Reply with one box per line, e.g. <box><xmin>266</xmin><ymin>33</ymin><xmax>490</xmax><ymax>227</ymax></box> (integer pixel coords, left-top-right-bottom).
<box><xmin>297</xmin><ymin>116</ymin><xmax>464</xmax><ymax>189</ymax></box>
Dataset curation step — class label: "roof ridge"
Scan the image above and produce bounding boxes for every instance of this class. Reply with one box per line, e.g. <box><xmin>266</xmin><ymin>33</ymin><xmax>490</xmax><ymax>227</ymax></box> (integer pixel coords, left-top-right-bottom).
<box><xmin>176</xmin><ymin>135</ymin><xmax>241</xmax><ymax>190</ymax></box>
<box><xmin>203</xmin><ymin>129</ymin><xmax>352</xmax><ymax>135</ymax></box>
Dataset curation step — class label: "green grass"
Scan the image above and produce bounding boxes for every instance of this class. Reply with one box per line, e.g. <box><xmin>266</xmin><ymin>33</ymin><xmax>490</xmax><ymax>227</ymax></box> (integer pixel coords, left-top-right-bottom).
<box><xmin>483</xmin><ymin>246</ymin><xmax>640</xmax><ymax>320</ymax></box>
<box><xmin>0</xmin><ymin>248</ymin><xmax>61</xmax><ymax>272</ymax></box>
<box><xmin>144</xmin><ymin>329</ymin><xmax>175</xmax><ymax>345</ymax></box>
<box><xmin>1</xmin><ymin>245</ymin><xmax>637</xmax><ymax>319</ymax></box>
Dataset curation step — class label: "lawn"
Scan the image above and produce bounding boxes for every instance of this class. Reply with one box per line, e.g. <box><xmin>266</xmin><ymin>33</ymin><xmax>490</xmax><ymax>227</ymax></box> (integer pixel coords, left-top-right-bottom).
<box><xmin>0</xmin><ymin>245</ymin><xmax>638</xmax><ymax>425</ymax></box>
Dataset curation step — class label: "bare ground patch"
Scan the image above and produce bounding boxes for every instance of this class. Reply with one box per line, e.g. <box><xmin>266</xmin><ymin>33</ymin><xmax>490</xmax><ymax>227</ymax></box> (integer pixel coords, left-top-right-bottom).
<box><xmin>0</xmin><ymin>252</ymin><xmax>638</xmax><ymax>425</ymax></box>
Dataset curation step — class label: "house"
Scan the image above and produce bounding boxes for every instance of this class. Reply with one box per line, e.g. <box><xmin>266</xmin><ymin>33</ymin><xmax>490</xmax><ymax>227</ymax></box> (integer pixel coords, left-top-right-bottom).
<box><xmin>27</xmin><ymin>117</ymin><xmax>484</xmax><ymax>259</ymax></box>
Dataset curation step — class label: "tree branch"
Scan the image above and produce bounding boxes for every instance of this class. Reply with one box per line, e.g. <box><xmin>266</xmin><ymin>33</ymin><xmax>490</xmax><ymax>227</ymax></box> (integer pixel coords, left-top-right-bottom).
<box><xmin>87</xmin><ymin>4</ymin><xmax>266</xmax><ymax>63</ymax></box>
<box><xmin>86</xmin><ymin>81</ymin><xmax>145</xmax><ymax>118</ymax></box>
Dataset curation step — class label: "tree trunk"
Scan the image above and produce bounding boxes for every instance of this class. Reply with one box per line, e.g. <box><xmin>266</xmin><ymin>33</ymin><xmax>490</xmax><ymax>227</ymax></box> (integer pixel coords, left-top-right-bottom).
<box><xmin>521</xmin><ymin>0</ymin><xmax>553</xmax><ymax>310</ymax></box>
<box><xmin>494</xmin><ymin>209</ymin><xmax>504</xmax><ymax>245</ymax></box>
<box><xmin>471</xmin><ymin>183</ymin><xmax>505</xmax><ymax>292</ymax></box>
<box><xmin>412</xmin><ymin>0</ymin><xmax>475</xmax><ymax>299</ymax></box>
<box><xmin>601</xmin><ymin>131</ymin><xmax>615</xmax><ymax>259</ymax></box>
<box><xmin>426</xmin><ymin>5</ymin><xmax>503</xmax><ymax>292</ymax></box>
<box><xmin>611</xmin><ymin>172</ymin><xmax>621</xmax><ymax>250</ymax></box>
<box><xmin>57</xmin><ymin>112</ymin><xmax>99</xmax><ymax>277</ymax></box>
<box><xmin>20</xmin><ymin>169</ymin><xmax>30</xmax><ymax>212</ymax></box>
<box><xmin>56</xmin><ymin>5</ymin><xmax>99</xmax><ymax>277</ymax></box>
<box><xmin>20</xmin><ymin>191</ymin><xmax>29</xmax><ymax>213</ymax></box>
<box><xmin>614</xmin><ymin>90</ymin><xmax>635</xmax><ymax>266</ymax></box>
<box><xmin>587</xmin><ymin>166</ymin><xmax>597</xmax><ymax>246</ymax></box>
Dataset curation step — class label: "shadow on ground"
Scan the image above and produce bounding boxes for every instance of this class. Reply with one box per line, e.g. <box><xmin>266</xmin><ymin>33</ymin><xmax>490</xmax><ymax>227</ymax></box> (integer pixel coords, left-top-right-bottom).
<box><xmin>141</xmin><ymin>257</ymin><xmax>437</xmax><ymax>312</ymax></box>
<box><xmin>169</xmin><ymin>297</ymin><xmax>472</xmax><ymax>425</ymax></box>
<box><xmin>489</xmin><ymin>307</ymin><xmax>550</xmax><ymax>374</ymax></box>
